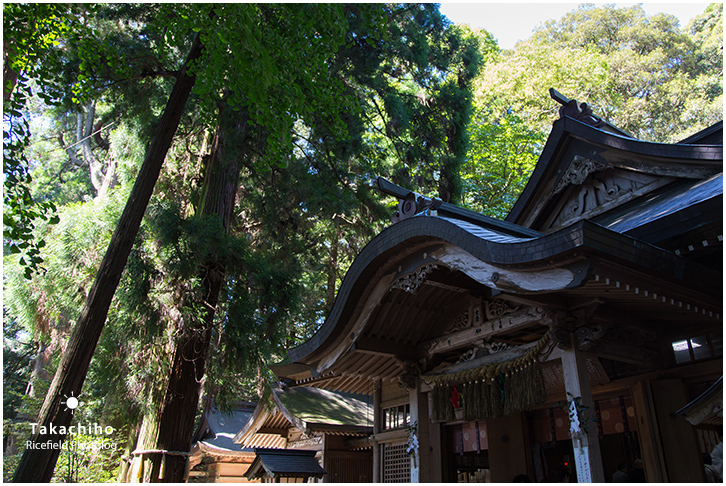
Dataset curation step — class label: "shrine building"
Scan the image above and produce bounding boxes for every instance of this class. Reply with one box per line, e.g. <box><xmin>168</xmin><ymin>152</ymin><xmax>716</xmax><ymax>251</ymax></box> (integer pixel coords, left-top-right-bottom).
<box><xmin>272</xmin><ymin>90</ymin><xmax>723</xmax><ymax>482</ymax></box>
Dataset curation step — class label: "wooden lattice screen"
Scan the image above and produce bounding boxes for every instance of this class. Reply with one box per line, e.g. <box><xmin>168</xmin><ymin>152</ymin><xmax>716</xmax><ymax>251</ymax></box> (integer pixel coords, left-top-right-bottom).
<box><xmin>382</xmin><ymin>443</ymin><xmax>410</xmax><ymax>483</ymax></box>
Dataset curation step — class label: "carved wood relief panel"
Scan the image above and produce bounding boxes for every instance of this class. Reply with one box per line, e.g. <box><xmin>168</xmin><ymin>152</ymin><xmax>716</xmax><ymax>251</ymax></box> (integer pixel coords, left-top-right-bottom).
<box><xmin>547</xmin><ymin>161</ymin><xmax>673</xmax><ymax>231</ymax></box>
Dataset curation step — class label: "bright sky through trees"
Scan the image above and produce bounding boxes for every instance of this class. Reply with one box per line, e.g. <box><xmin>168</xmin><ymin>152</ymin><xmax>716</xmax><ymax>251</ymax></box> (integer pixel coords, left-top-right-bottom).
<box><xmin>438</xmin><ymin>2</ymin><xmax>711</xmax><ymax>49</ymax></box>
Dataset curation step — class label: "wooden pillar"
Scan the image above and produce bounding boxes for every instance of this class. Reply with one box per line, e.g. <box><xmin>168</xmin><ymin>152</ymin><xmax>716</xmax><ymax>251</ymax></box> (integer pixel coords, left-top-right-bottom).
<box><xmin>409</xmin><ymin>377</ymin><xmax>432</xmax><ymax>482</ymax></box>
<box><xmin>488</xmin><ymin>413</ymin><xmax>532</xmax><ymax>483</ymax></box>
<box><xmin>560</xmin><ymin>332</ymin><xmax>605</xmax><ymax>483</ymax></box>
<box><xmin>631</xmin><ymin>379</ymin><xmax>704</xmax><ymax>482</ymax></box>
<box><xmin>372</xmin><ymin>379</ymin><xmax>382</xmax><ymax>483</ymax></box>
<box><xmin>427</xmin><ymin>410</ymin><xmax>443</xmax><ymax>483</ymax></box>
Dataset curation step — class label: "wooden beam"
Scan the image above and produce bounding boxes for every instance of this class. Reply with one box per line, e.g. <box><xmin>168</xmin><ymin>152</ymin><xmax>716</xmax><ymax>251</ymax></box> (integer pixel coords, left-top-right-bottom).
<box><xmin>306</xmin><ymin>423</ymin><xmax>372</xmax><ymax>435</ymax></box>
<box><xmin>498</xmin><ymin>293</ymin><xmax>568</xmax><ymax>310</ymax></box>
<box><xmin>560</xmin><ymin>336</ymin><xmax>606</xmax><ymax>483</ymax></box>
<box><xmin>370</xmin><ymin>428</ymin><xmax>408</xmax><ymax>443</ymax></box>
<box><xmin>255</xmin><ymin>427</ymin><xmax>288</xmax><ymax>436</ymax></box>
<box><xmin>419</xmin><ymin>306</ymin><xmax>550</xmax><ymax>357</ymax></box>
<box><xmin>344</xmin><ymin>436</ymin><xmax>373</xmax><ymax>449</ymax></box>
<box><xmin>586</xmin><ymin>339</ymin><xmax>660</xmax><ymax>367</ymax></box>
<box><xmin>424</xmin><ymin>339</ymin><xmax>540</xmax><ymax>378</ymax></box>
<box><xmin>351</xmin><ymin>337</ymin><xmax>418</xmax><ymax>361</ymax></box>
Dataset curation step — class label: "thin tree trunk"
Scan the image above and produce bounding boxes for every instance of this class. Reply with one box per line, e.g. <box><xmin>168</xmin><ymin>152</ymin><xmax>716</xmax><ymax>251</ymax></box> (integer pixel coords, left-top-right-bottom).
<box><xmin>80</xmin><ymin>102</ymin><xmax>106</xmax><ymax>195</ymax></box>
<box><xmin>139</xmin><ymin>105</ymin><xmax>248</xmax><ymax>483</ymax></box>
<box><xmin>3</xmin><ymin>40</ymin><xmax>19</xmax><ymax>101</ymax></box>
<box><xmin>12</xmin><ymin>33</ymin><xmax>204</xmax><ymax>483</ymax></box>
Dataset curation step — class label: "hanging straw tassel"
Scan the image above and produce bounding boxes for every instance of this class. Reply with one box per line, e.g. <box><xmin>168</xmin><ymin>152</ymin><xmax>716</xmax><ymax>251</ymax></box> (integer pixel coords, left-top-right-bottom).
<box><xmin>423</xmin><ymin>329</ymin><xmax>553</xmax><ymax>420</ymax></box>
<box><xmin>445</xmin><ymin>385</ymin><xmax>456</xmax><ymax>421</ymax></box>
<box><xmin>475</xmin><ymin>380</ymin><xmax>486</xmax><ymax>420</ymax></box>
<box><xmin>503</xmin><ymin>369</ymin><xmax>515</xmax><ymax>416</ymax></box>
<box><xmin>432</xmin><ymin>385</ymin><xmax>441</xmax><ymax>421</ymax></box>
<box><xmin>433</xmin><ymin>385</ymin><xmax>452</xmax><ymax>421</ymax></box>
<box><xmin>479</xmin><ymin>379</ymin><xmax>491</xmax><ymax>419</ymax></box>
<box><xmin>463</xmin><ymin>382</ymin><xmax>473</xmax><ymax>421</ymax></box>
<box><xmin>520</xmin><ymin>361</ymin><xmax>533</xmax><ymax>409</ymax></box>
<box><xmin>464</xmin><ymin>380</ymin><xmax>484</xmax><ymax>421</ymax></box>
<box><xmin>467</xmin><ymin>381</ymin><xmax>479</xmax><ymax>421</ymax></box>
<box><xmin>490</xmin><ymin>374</ymin><xmax>504</xmax><ymax>418</ymax></box>
<box><xmin>530</xmin><ymin>360</ymin><xmax>547</xmax><ymax>407</ymax></box>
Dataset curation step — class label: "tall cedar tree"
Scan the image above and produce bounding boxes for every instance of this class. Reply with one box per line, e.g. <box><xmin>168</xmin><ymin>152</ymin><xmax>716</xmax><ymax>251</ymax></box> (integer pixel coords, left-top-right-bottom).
<box><xmin>12</xmin><ymin>32</ymin><xmax>204</xmax><ymax>483</ymax></box>
<box><xmin>129</xmin><ymin>103</ymin><xmax>250</xmax><ymax>481</ymax></box>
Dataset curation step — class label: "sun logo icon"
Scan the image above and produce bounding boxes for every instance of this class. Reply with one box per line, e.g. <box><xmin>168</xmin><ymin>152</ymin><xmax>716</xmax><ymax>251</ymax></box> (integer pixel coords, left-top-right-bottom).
<box><xmin>63</xmin><ymin>392</ymin><xmax>81</xmax><ymax>414</ymax></box>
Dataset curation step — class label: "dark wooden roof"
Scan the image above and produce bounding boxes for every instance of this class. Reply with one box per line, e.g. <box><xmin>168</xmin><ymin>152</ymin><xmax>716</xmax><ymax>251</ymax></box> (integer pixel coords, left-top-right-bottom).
<box><xmin>678</xmin><ymin>121</ymin><xmax>723</xmax><ymax>145</ymax></box>
<box><xmin>378</xmin><ymin>177</ymin><xmax>542</xmax><ymax>239</ymax></box>
<box><xmin>284</xmin><ymin>214</ymin><xmax>720</xmax><ymax>393</ymax></box>
<box><xmin>594</xmin><ymin>173</ymin><xmax>722</xmax><ymax>248</ymax></box>
<box><xmin>280</xmin><ymin>111</ymin><xmax>722</xmax><ymax>395</ymax></box>
<box><xmin>191</xmin><ymin>404</ymin><xmax>255</xmax><ymax>453</ymax></box>
<box><xmin>234</xmin><ymin>385</ymin><xmax>372</xmax><ymax>447</ymax></box>
<box><xmin>506</xmin><ymin>116</ymin><xmax>722</xmax><ymax>230</ymax></box>
<box><xmin>246</xmin><ymin>448</ymin><xmax>326</xmax><ymax>479</ymax></box>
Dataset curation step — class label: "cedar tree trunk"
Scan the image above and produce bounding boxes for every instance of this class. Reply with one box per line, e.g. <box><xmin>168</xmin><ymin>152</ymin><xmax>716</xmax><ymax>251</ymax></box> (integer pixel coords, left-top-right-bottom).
<box><xmin>136</xmin><ymin>105</ymin><xmax>247</xmax><ymax>482</ymax></box>
<box><xmin>13</xmin><ymin>33</ymin><xmax>204</xmax><ymax>483</ymax></box>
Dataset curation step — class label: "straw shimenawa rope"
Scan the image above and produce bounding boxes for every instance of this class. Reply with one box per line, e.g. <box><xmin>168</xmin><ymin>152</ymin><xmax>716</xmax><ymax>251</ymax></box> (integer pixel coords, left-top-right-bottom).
<box><xmin>427</xmin><ymin>329</ymin><xmax>551</xmax><ymax>421</ymax></box>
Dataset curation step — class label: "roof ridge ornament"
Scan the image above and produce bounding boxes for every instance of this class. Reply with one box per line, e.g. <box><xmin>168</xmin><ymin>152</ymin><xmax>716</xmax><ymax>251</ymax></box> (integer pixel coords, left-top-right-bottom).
<box><xmin>549</xmin><ymin>88</ymin><xmax>637</xmax><ymax>138</ymax></box>
<box><xmin>550</xmin><ymin>88</ymin><xmax>603</xmax><ymax>128</ymax></box>
<box><xmin>392</xmin><ymin>191</ymin><xmax>443</xmax><ymax>223</ymax></box>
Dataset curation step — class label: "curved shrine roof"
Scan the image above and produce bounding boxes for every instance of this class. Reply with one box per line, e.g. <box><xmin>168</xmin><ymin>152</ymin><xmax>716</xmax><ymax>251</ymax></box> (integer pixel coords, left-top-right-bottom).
<box><xmin>282</xmin><ymin>115</ymin><xmax>722</xmax><ymax>394</ymax></box>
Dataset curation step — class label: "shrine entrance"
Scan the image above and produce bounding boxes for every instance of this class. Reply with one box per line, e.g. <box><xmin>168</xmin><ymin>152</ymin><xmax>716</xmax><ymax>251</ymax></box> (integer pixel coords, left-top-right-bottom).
<box><xmin>443</xmin><ymin>422</ymin><xmax>490</xmax><ymax>483</ymax></box>
<box><xmin>529</xmin><ymin>396</ymin><xmax>642</xmax><ymax>482</ymax></box>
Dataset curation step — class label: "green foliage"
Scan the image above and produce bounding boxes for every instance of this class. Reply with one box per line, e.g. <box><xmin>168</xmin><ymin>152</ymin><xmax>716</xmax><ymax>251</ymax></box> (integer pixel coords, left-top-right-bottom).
<box><xmin>678</xmin><ymin>3</ymin><xmax>723</xmax><ymax>137</ymax></box>
<box><xmin>3</xmin><ymin>189</ymin><xmax>133</xmax><ymax>481</ymax></box>
<box><xmin>50</xmin><ymin>433</ymin><xmax>120</xmax><ymax>483</ymax></box>
<box><xmin>4</xmin><ymin>426</ymin><xmax>120</xmax><ymax>483</ymax></box>
<box><xmin>476</xmin><ymin>3</ymin><xmax>722</xmax><ymax>142</ymax></box>
<box><xmin>330</xmin><ymin>5</ymin><xmax>483</xmax><ymax>203</ymax></box>
<box><xmin>3</xmin><ymin>316</ymin><xmax>34</xmax><ymax>420</ymax></box>
<box><xmin>475</xmin><ymin>39</ymin><xmax>610</xmax><ymax>131</ymax></box>
<box><xmin>3</xmin><ymin>3</ymin><xmax>173</xmax><ymax>278</ymax></box>
<box><xmin>3</xmin><ymin>4</ymin><xmax>85</xmax><ymax>277</ymax></box>
<box><xmin>462</xmin><ymin>3</ymin><xmax>722</xmax><ymax>213</ymax></box>
<box><xmin>462</xmin><ymin>112</ymin><xmax>545</xmax><ymax>218</ymax></box>
<box><xmin>165</xmin><ymin>4</ymin><xmax>353</xmax><ymax>166</ymax></box>
<box><xmin>4</xmin><ymin>103</ymin><xmax>59</xmax><ymax>278</ymax></box>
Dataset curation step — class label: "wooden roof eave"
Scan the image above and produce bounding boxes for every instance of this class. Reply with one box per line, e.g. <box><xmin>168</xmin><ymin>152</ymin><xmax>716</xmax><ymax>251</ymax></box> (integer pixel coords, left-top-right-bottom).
<box><xmin>377</xmin><ymin>177</ymin><xmax>542</xmax><ymax>239</ymax></box>
<box><xmin>303</xmin><ymin>422</ymin><xmax>373</xmax><ymax>436</ymax></box>
<box><xmin>270</xmin><ymin>388</ymin><xmax>311</xmax><ymax>436</ymax></box>
<box><xmin>678</xmin><ymin>120</ymin><xmax>723</xmax><ymax>144</ymax></box>
<box><xmin>233</xmin><ymin>397</ymin><xmax>275</xmax><ymax>445</ymax></box>
<box><xmin>287</xmin><ymin>216</ymin><xmax>584</xmax><ymax>370</ymax></box>
<box><xmin>507</xmin><ymin>117</ymin><xmax>723</xmax><ymax>227</ymax></box>
<box><xmin>196</xmin><ymin>441</ymin><xmax>257</xmax><ymax>460</ymax></box>
<box><xmin>287</xmin><ymin>216</ymin><xmax>721</xmax><ymax>373</ymax></box>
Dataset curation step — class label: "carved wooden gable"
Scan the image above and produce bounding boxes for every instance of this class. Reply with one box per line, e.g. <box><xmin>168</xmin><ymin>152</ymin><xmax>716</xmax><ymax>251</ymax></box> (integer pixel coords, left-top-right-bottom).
<box><xmin>543</xmin><ymin>155</ymin><xmax>674</xmax><ymax>231</ymax></box>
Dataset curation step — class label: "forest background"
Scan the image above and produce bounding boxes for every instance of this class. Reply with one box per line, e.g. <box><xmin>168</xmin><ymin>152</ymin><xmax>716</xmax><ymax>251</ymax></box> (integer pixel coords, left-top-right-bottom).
<box><xmin>3</xmin><ymin>3</ymin><xmax>722</xmax><ymax>482</ymax></box>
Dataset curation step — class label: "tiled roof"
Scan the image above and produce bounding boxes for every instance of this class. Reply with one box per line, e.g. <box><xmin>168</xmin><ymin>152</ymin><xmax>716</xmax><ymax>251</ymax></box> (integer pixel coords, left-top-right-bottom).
<box><xmin>247</xmin><ymin>448</ymin><xmax>326</xmax><ymax>478</ymax></box>
<box><xmin>595</xmin><ymin>173</ymin><xmax>723</xmax><ymax>236</ymax></box>
<box><xmin>198</xmin><ymin>406</ymin><xmax>255</xmax><ymax>452</ymax></box>
<box><xmin>275</xmin><ymin>386</ymin><xmax>372</xmax><ymax>428</ymax></box>
<box><xmin>437</xmin><ymin>216</ymin><xmax>536</xmax><ymax>244</ymax></box>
